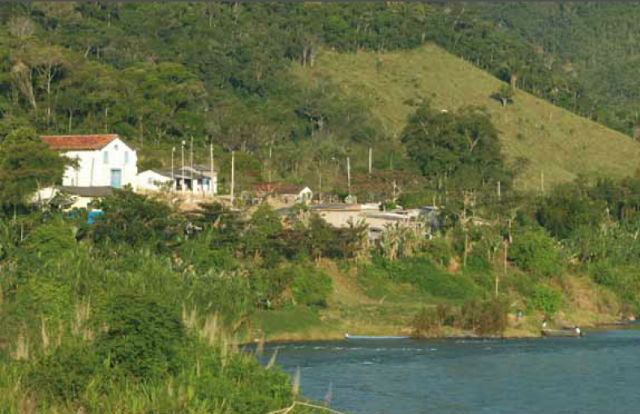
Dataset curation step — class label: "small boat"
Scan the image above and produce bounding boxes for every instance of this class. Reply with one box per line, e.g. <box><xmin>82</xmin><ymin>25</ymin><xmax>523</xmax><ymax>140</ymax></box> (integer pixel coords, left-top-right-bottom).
<box><xmin>344</xmin><ymin>333</ymin><xmax>410</xmax><ymax>340</ymax></box>
<box><xmin>541</xmin><ymin>327</ymin><xmax>583</xmax><ymax>338</ymax></box>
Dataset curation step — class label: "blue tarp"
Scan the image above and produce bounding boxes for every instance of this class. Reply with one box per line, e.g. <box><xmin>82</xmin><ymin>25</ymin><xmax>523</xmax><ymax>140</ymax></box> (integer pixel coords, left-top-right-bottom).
<box><xmin>87</xmin><ymin>210</ymin><xmax>104</xmax><ymax>225</ymax></box>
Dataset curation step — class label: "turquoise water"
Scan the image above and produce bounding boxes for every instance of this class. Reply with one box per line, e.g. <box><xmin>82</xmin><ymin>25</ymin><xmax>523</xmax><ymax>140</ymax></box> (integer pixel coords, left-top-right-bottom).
<box><xmin>262</xmin><ymin>328</ymin><xmax>640</xmax><ymax>413</ymax></box>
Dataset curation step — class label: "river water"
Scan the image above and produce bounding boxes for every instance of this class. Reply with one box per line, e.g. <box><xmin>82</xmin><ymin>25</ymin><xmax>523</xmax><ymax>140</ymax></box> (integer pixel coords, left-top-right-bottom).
<box><xmin>261</xmin><ymin>327</ymin><xmax>640</xmax><ymax>414</ymax></box>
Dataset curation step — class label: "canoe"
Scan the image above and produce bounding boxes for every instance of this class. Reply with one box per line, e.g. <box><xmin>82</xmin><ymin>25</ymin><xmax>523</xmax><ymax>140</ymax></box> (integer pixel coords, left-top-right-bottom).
<box><xmin>344</xmin><ymin>333</ymin><xmax>410</xmax><ymax>340</ymax></box>
<box><xmin>541</xmin><ymin>328</ymin><xmax>583</xmax><ymax>338</ymax></box>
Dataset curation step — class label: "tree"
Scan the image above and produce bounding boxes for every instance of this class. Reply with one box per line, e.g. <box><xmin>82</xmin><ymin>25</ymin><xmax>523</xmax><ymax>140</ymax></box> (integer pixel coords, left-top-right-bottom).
<box><xmin>0</xmin><ymin>127</ymin><xmax>70</xmax><ymax>218</ymax></box>
<box><xmin>92</xmin><ymin>189</ymin><xmax>180</xmax><ymax>250</ymax></box>
<box><xmin>400</xmin><ymin>103</ymin><xmax>511</xmax><ymax>190</ymax></box>
<box><xmin>492</xmin><ymin>84</ymin><xmax>514</xmax><ymax>107</ymax></box>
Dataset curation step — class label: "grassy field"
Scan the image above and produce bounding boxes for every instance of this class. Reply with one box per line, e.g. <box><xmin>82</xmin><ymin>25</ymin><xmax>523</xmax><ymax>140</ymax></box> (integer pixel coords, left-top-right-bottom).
<box><xmin>293</xmin><ymin>43</ymin><xmax>640</xmax><ymax>189</ymax></box>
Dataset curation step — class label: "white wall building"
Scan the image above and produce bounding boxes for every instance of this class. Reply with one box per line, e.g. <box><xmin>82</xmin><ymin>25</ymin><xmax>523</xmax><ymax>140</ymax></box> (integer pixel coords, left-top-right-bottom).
<box><xmin>136</xmin><ymin>166</ymin><xmax>218</xmax><ymax>195</ymax></box>
<box><xmin>41</xmin><ymin>134</ymin><xmax>138</xmax><ymax>189</ymax></box>
<box><xmin>136</xmin><ymin>170</ymin><xmax>174</xmax><ymax>192</ymax></box>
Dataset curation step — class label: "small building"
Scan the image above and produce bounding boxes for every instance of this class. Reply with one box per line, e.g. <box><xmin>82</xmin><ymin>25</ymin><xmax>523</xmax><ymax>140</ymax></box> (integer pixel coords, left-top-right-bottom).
<box><xmin>41</xmin><ymin>134</ymin><xmax>138</xmax><ymax>189</ymax></box>
<box><xmin>136</xmin><ymin>170</ymin><xmax>174</xmax><ymax>192</ymax></box>
<box><xmin>253</xmin><ymin>182</ymin><xmax>313</xmax><ymax>205</ymax></box>
<box><xmin>136</xmin><ymin>165</ymin><xmax>217</xmax><ymax>195</ymax></box>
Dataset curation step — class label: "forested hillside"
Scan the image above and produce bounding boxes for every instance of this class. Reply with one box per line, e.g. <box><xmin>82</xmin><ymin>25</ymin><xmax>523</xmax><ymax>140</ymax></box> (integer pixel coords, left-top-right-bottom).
<box><xmin>472</xmin><ymin>2</ymin><xmax>640</xmax><ymax>136</ymax></box>
<box><xmin>1</xmin><ymin>2</ymin><xmax>638</xmax><ymax>196</ymax></box>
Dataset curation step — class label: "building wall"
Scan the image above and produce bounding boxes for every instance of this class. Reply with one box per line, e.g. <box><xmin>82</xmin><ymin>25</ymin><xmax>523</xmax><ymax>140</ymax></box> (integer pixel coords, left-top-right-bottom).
<box><xmin>62</xmin><ymin>138</ymin><xmax>138</xmax><ymax>188</ymax></box>
<box><xmin>136</xmin><ymin>170</ymin><xmax>173</xmax><ymax>191</ymax></box>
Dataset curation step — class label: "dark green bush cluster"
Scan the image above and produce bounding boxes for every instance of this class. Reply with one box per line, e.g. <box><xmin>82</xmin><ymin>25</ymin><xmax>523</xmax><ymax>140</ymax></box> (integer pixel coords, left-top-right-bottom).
<box><xmin>509</xmin><ymin>227</ymin><xmax>562</xmax><ymax>277</ymax></box>
<box><xmin>411</xmin><ymin>299</ymin><xmax>509</xmax><ymax>338</ymax></box>
<box><xmin>528</xmin><ymin>284</ymin><xmax>563</xmax><ymax>317</ymax></box>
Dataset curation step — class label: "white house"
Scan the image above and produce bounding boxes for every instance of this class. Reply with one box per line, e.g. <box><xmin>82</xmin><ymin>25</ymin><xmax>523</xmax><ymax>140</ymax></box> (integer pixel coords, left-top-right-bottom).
<box><xmin>41</xmin><ymin>134</ymin><xmax>138</xmax><ymax>189</ymax></box>
<box><xmin>136</xmin><ymin>165</ymin><xmax>217</xmax><ymax>195</ymax></box>
<box><xmin>136</xmin><ymin>170</ymin><xmax>174</xmax><ymax>192</ymax></box>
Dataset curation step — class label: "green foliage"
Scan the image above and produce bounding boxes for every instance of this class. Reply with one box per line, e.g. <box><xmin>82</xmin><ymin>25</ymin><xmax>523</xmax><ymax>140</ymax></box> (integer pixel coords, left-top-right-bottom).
<box><xmin>364</xmin><ymin>255</ymin><xmax>479</xmax><ymax>301</ymax></box>
<box><xmin>0</xmin><ymin>128</ymin><xmax>69</xmax><ymax>212</ymax></box>
<box><xmin>412</xmin><ymin>298</ymin><xmax>509</xmax><ymax>337</ymax></box>
<box><xmin>93</xmin><ymin>189</ymin><xmax>180</xmax><ymax>250</ymax></box>
<box><xmin>509</xmin><ymin>227</ymin><xmax>562</xmax><ymax>277</ymax></box>
<box><xmin>96</xmin><ymin>293</ymin><xmax>185</xmax><ymax>379</ymax></box>
<box><xmin>27</xmin><ymin>342</ymin><xmax>97</xmax><ymax>401</ymax></box>
<box><xmin>290</xmin><ymin>264</ymin><xmax>333</xmax><ymax>308</ymax></box>
<box><xmin>528</xmin><ymin>283</ymin><xmax>562</xmax><ymax>317</ymax></box>
<box><xmin>401</xmin><ymin>103</ymin><xmax>511</xmax><ymax>190</ymax></box>
<box><xmin>244</xmin><ymin>204</ymin><xmax>283</xmax><ymax>265</ymax></box>
<box><xmin>24</xmin><ymin>220</ymin><xmax>75</xmax><ymax>259</ymax></box>
<box><xmin>492</xmin><ymin>85</ymin><xmax>514</xmax><ymax>107</ymax></box>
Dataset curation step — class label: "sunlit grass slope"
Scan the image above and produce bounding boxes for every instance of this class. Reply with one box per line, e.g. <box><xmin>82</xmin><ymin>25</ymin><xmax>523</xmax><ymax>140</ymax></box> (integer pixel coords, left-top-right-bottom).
<box><xmin>294</xmin><ymin>43</ymin><xmax>640</xmax><ymax>188</ymax></box>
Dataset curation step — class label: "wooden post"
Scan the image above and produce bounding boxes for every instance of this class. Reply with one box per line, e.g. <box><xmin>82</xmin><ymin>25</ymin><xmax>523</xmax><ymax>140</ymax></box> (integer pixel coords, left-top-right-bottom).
<box><xmin>230</xmin><ymin>150</ymin><xmax>235</xmax><ymax>206</ymax></box>
<box><xmin>347</xmin><ymin>156</ymin><xmax>351</xmax><ymax>196</ymax></box>
<box><xmin>497</xmin><ymin>180</ymin><xmax>501</xmax><ymax>200</ymax></box>
<box><xmin>368</xmin><ymin>147</ymin><xmax>372</xmax><ymax>175</ymax></box>
<box><xmin>210</xmin><ymin>142</ymin><xmax>215</xmax><ymax>195</ymax></box>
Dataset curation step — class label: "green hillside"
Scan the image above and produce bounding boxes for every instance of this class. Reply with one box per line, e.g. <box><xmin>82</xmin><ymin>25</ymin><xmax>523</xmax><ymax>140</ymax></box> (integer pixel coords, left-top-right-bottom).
<box><xmin>294</xmin><ymin>43</ymin><xmax>640</xmax><ymax>189</ymax></box>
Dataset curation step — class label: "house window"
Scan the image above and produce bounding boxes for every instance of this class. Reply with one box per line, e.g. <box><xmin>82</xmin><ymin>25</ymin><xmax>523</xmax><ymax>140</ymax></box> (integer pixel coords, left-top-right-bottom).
<box><xmin>103</xmin><ymin>151</ymin><xmax>109</xmax><ymax>164</ymax></box>
<box><xmin>124</xmin><ymin>151</ymin><xmax>129</xmax><ymax>165</ymax></box>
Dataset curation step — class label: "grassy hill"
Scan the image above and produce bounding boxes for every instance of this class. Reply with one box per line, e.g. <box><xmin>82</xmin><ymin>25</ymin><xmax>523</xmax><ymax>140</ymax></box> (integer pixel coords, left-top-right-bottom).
<box><xmin>293</xmin><ymin>43</ymin><xmax>640</xmax><ymax>189</ymax></box>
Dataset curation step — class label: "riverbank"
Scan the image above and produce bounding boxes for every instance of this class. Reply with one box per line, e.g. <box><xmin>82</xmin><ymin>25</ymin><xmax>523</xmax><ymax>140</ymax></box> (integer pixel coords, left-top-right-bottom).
<box><xmin>250</xmin><ymin>260</ymin><xmax>624</xmax><ymax>343</ymax></box>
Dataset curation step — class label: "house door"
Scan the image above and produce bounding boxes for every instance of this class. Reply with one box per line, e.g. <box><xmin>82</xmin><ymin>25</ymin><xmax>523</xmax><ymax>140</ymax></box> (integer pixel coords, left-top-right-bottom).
<box><xmin>110</xmin><ymin>169</ymin><xmax>122</xmax><ymax>188</ymax></box>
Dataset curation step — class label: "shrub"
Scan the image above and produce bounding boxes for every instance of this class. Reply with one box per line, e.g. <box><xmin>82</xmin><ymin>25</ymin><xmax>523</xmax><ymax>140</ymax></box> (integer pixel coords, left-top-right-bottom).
<box><xmin>509</xmin><ymin>227</ymin><xmax>562</xmax><ymax>277</ymax></box>
<box><xmin>96</xmin><ymin>293</ymin><xmax>185</xmax><ymax>379</ymax></box>
<box><xmin>458</xmin><ymin>298</ymin><xmax>509</xmax><ymax>336</ymax></box>
<box><xmin>27</xmin><ymin>343</ymin><xmax>96</xmax><ymax>401</ymax></box>
<box><xmin>24</xmin><ymin>221</ymin><xmax>76</xmax><ymax>259</ymax></box>
<box><xmin>411</xmin><ymin>307</ymin><xmax>442</xmax><ymax>338</ymax></box>
<box><xmin>389</xmin><ymin>256</ymin><xmax>479</xmax><ymax>300</ymax></box>
<box><xmin>529</xmin><ymin>283</ymin><xmax>563</xmax><ymax>316</ymax></box>
<box><xmin>290</xmin><ymin>265</ymin><xmax>333</xmax><ymax>307</ymax></box>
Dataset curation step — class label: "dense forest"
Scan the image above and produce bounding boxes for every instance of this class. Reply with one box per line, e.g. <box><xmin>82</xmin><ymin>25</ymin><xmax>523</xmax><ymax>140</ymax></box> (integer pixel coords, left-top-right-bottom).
<box><xmin>472</xmin><ymin>2</ymin><xmax>640</xmax><ymax>136</ymax></box>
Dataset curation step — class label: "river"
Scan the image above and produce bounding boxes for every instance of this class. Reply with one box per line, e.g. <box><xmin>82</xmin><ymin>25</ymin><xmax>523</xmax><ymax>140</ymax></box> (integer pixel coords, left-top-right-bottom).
<box><xmin>261</xmin><ymin>327</ymin><xmax>640</xmax><ymax>414</ymax></box>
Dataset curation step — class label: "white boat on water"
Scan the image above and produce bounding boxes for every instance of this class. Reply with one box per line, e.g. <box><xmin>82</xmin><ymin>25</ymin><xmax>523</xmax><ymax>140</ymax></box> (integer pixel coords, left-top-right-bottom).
<box><xmin>344</xmin><ymin>333</ymin><xmax>410</xmax><ymax>340</ymax></box>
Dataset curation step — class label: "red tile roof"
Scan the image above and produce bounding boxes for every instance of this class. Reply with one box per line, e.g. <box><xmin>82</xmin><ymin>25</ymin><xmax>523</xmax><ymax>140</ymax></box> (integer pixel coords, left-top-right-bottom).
<box><xmin>41</xmin><ymin>134</ymin><xmax>119</xmax><ymax>151</ymax></box>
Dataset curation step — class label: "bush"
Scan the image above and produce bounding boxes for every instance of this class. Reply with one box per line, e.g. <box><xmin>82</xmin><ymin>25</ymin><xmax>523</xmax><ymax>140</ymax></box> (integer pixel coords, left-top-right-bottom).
<box><xmin>290</xmin><ymin>265</ymin><xmax>333</xmax><ymax>307</ymax></box>
<box><xmin>389</xmin><ymin>256</ymin><xmax>479</xmax><ymax>300</ymax></box>
<box><xmin>509</xmin><ymin>227</ymin><xmax>562</xmax><ymax>277</ymax></box>
<box><xmin>27</xmin><ymin>343</ymin><xmax>96</xmax><ymax>401</ymax></box>
<box><xmin>96</xmin><ymin>293</ymin><xmax>185</xmax><ymax>379</ymax></box>
<box><xmin>529</xmin><ymin>283</ymin><xmax>563</xmax><ymax>316</ymax></box>
<box><xmin>24</xmin><ymin>221</ymin><xmax>76</xmax><ymax>259</ymax></box>
<box><xmin>459</xmin><ymin>298</ymin><xmax>509</xmax><ymax>336</ymax></box>
<box><xmin>411</xmin><ymin>307</ymin><xmax>442</xmax><ymax>338</ymax></box>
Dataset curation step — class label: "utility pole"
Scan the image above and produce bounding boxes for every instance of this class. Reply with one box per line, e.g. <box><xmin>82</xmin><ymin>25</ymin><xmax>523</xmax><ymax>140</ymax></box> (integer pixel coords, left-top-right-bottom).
<box><xmin>347</xmin><ymin>156</ymin><xmax>351</xmax><ymax>196</ymax></box>
<box><xmin>190</xmin><ymin>136</ymin><xmax>194</xmax><ymax>194</ymax></box>
<box><xmin>368</xmin><ymin>147</ymin><xmax>372</xmax><ymax>175</ymax></box>
<box><xmin>230</xmin><ymin>150</ymin><xmax>235</xmax><ymax>206</ymax></box>
<box><xmin>210</xmin><ymin>141</ymin><xmax>215</xmax><ymax>196</ymax></box>
<box><xmin>181</xmin><ymin>140</ymin><xmax>185</xmax><ymax>192</ymax></box>
<box><xmin>171</xmin><ymin>147</ymin><xmax>175</xmax><ymax>191</ymax></box>
<box><xmin>268</xmin><ymin>141</ymin><xmax>273</xmax><ymax>183</ymax></box>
